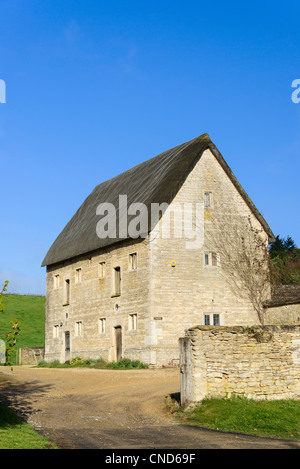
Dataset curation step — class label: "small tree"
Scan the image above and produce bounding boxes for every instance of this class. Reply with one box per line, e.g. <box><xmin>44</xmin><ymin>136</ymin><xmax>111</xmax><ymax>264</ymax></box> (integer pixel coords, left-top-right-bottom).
<box><xmin>0</xmin><ymin>280</ymin><xmax>9</xmax><ymax>312</ymax></box>
<box><xmin>201</xmin><ymin>181</ymin><xmax>272</xmax><ymax>326</ymax></box>
<box><xmin>0</xmin><ymin>281</ymin><xmax>21</xmax><ymax>366</ymax></box>
<box><xmin>5</xmin><ymin>319</ymin><xmax>21</xmax><ymax>366</ymax></box>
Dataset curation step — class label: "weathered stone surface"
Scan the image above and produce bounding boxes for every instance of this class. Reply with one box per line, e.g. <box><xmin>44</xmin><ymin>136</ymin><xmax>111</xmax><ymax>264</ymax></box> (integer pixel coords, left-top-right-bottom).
<box><xmin>180</xmin><ymin>325</ymin><xmax>300</xmax><ymax>404</ymax></box>
<box><xmin>18</xmin><ymin>347</ymin><xmax>45</xmax><ymax>365</ymax></box>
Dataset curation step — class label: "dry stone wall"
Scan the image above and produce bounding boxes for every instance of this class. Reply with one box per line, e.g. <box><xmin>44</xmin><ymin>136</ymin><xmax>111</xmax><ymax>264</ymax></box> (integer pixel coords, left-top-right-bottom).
<box><xmin>180</xmin><ymin>325</ymin><xmax>300</xmax><ymax>405</ymax></box>
<box><xmin>18</xmin><ymin>347</ymin><xmax>45</xmax><ymax>365</ymax></box>
<box><xmin>264</xmin><ymin>301</ymin><xmax>300</xmax><ymax>325</ymax></box>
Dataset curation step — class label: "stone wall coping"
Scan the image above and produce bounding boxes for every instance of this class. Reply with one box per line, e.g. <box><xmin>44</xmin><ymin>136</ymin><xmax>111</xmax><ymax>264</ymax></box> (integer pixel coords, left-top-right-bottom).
<box><xmin>263</xmin><ymin>298</ymin><xmax>300</xmax><ymax>308</ymax></box>
<box><xmin>185</xmin><ymin>325</ymin><xmax>300</xmax><ymax>334</ymax></box>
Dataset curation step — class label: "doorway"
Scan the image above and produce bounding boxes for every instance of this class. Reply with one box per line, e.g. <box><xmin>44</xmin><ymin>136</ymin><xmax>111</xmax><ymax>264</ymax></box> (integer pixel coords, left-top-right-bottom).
<box><xmin>114</xmin><ymin>326</ymin><xmax>122</xmax><ymax>361</ymax></box>
<box><xmin>64</xmin><ymin>331</ymin><xmax>71</xmax><ymax>362</ymax></box>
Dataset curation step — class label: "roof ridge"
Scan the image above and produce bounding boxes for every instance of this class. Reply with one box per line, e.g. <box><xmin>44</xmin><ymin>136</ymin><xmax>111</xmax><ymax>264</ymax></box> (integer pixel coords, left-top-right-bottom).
<box><xmin>93</xmin><ymin>133</ymin><xmax>210</xmax><ymax>189</ymax></box>
<box><xmin>42</xmin><ymin>134</ymin><xmax>274</xmax><ymax>267</ymax></box>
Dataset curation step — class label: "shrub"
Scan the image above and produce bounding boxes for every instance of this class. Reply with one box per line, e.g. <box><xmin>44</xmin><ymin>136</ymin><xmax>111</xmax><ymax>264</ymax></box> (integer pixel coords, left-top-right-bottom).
<box><xmin>36</xmin><ymin>357</ymin><xmax>148</xmax><ymax>369</ymax></box>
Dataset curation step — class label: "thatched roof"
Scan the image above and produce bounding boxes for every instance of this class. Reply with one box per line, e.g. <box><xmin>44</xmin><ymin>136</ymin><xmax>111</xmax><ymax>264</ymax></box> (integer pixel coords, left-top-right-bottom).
<box><xmin>42</xmin><ymin>133</ymin><xmax>274</xmax><ymax>267</ymax></box>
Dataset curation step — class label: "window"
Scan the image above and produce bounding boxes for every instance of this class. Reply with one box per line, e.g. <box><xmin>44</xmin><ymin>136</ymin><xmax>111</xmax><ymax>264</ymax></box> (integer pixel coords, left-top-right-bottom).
<box><xmin>75</xmin><ymin>268</ymin><xmax>82</xmax><ymax>283</ymax></box>
<box><xmin>204</xmin><ymin>192</ymin><xmax>211</xmax><ymax>207</ymax></box>
<box><xmin>54</xmin><ymin>274</ymin><xmax>60</xmax><ymax>289</ymax></box>
<box><xmin>53</xmin><ymin>325</ymin><xmax>59</xmax><ymax>338</ymax></box>
<box><xmin>99</xmin><ymin>318</ymin><xmax>106</xmax><ymax>334</ymax></box>
<box><xmin>99</xmin><ymin>261</ymin><xmax>106</xmax><ymax>278</ymax></box>
<box><xmin>204</xmin><ymin>314</ymin><xmax>220</xmax><ymax>326</ymax></box>
<box><xmin>64</xmin><ymin>279</ymin><xmax>70</xmax><ymax>305</ymax></box>
<box><xmin>129</xmin><ymin>314</ymin><xmax>137</xmax><ymax>331</ymax></box>
<box><xmin>129</xmin><ymin>253</ymin><xmax>137</xmax><ymax>270</ymax></box>
<box><xmin>204</xmin><ymin>252</ymin><xmax>218</xmax><ymax>267</ymax></box>
<box><xmin>211</xmin><ymin>253</ymin><xmax>218</xmax><ymax>266</ymax></box>
<box><xmin>204</xmin><ymin>314</ymin><xmax>210</xmax><ymax>325</ymax></box>
<box><xmin>213</xmin><ymin>314</ymin><xmax>220</xmax><ymax>326</ymax></box>
<box><xmin>75</xmin><ymin>321</ymin><xmax>82</xmax><ymax>336</ymax></box>
<box><xmin>113</xmin><ymin>267</ymin><xmax>121</xmax><ymax>296</ymax></box>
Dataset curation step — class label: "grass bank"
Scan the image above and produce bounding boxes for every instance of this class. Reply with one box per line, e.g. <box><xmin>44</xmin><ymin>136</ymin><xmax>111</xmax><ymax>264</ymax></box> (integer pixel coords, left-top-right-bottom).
<box><xmin>176</xmin><ymin>396</ymin><xmax>300</xmax><ymax>440</ymax></box>
<box><xmin>0</xmin><ymin>294</ymin><xmax>45</xmax><ymax>364</ymax></box>
<box><xmin>0</xmin><ymin>294</ymin><xmax>57</xmax><ymax>448</ymax></box>
<box><xmin>0</xmin><ymin>404</ymin><xmax>58</xmax><ymax>449</ymax></box>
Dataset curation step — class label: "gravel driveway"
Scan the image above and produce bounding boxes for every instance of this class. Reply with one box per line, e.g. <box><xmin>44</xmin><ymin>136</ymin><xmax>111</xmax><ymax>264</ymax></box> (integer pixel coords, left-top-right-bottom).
<box><xmin>0</xmin><ymin>366</ymin><xmax>299</xmax><ymax>450</ymax></box>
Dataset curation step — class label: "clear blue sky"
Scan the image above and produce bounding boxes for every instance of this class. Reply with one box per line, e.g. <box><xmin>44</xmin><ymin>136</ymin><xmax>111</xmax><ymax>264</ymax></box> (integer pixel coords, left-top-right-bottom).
<box><xmin>0</xmin><ymin>0</ymin><xmax>299</xmax><ymax>294</ymax></box>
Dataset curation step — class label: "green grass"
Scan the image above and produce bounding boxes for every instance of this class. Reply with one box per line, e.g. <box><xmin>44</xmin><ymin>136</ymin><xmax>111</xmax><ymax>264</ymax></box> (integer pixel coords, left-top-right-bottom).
<box><xmin>0</xmin><ymin>294</ymin><xmax>45</xmax><ymax>364</ymax></box>
<box><xmin>0</xmin><ymin>404</ymin><xmax>58</xmax><ymax>449</ymax></box>
<box><xmin>37</xmin><ymin>357</ymin><xmax>148</xmax><ymax>369</ymax></box>
<box><xmin>177</xmin><ymin>396</ymin><xmax>300</xmax><ymax>440</ymax></box>
<box><xmin>0</xmin><ymin>294</ymin><xmax>57</xmax><ymax>449</ymax></box>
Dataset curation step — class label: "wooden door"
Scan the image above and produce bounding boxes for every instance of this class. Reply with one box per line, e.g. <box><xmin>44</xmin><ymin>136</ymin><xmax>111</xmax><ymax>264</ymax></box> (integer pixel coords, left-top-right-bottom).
<box><xmin>65</xmin><ymin>331</ymin><xmax>70</xmax><ymax>362</ymax></box>
<box><xmin>114</xmin><ymin>326</ymin><xmax>122</xmax><ymax>361</ymax></box>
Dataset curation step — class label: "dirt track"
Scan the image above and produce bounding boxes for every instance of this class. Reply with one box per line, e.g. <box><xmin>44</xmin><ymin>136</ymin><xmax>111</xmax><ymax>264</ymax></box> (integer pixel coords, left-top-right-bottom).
<box><xmin>0</xmin><ymin>366</ymin><xmax>299</xmax><ymax>450</ymax></box>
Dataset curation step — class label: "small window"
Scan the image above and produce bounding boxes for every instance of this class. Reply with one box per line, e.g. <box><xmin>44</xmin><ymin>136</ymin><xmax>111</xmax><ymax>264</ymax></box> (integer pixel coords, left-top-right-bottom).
<box><xmin>75</xmin><ymin>321</ymin><xmax>82</xmax><ymax>336</ymax></box>
<box><xmin>99</xmin><ymin>317</ymin><xmax>106</xmax><ymax>334</ymax></box>
<box><xmin>204</xmin><ymin>314</ymin><xmax>210</xmax><ymax>325</ymax></box>
<box><xmin>53</xmin><ymin>325</ymin><xmax>59</xmax><ymax>338</ymax></box>
<box><xmin>64</xmin><ymin>279</ymin><xmax>70</xmax><ymax>305</ymax></box>
<box><xmin>204</xmin><ymin>252</ymin><xmax>218</xmax><ymax>267</ymax></box>
<box><xmin>213</xmin><ymin>314</ymin><xmax>220</xmax><ymax>326</ymax></box>
<box><xmin>204</xmin><ymin>314</ymin><xmax>220</xmax><ymax>326</ymax></box>
<box><xmin>129</xmin><ymin>313</ymin><xmax>137</xmax><ymax>331</ymax></box>
<box><xmin>211</xmin><ymin>253</ymin><xmax>217</xmax><ymax>266</ymax></box>
<box><xmin>204</xmin><ymin>192</ymin><xmax>211</xmax><ymax>207</ymax></box>
<box><xmin>113</xmin><ymin>267</ymin><xmax>121</xmax><ymax>296</ymax></box>
<box><xmin>75</xmin><ymin>268</ymin><xmax>82</xmax><ymax>283</ymax></box>
<box><xmin>129</xmin><ymin>253</ymin><xmax>137</xmax><ymax>270</ymax></box>
<box><xmin>99</xmin><ymin>262</ymin><xmax>106</xmax><ymax>278</ymax></box>
<box><xmin>54</xmin><ymin>274</ymin><xmax>60</xmax><ymax>289</ymax></box>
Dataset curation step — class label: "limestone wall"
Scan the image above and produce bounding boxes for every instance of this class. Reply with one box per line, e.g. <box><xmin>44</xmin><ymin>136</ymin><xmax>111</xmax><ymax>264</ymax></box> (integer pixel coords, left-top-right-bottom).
<box><xmin>19</xmin><ymin>347</ymin><xmax>45</xmax><ymax>365</ymax></box>
<box><xmin>149</xmin><ymin>148</ymin><xmax>269</xmax><ymax>365</ymax></box>
<box><xmin>45</xmin><ymin>237</ymin><xmax>152</xmax><ymax>364</ymax></box>
<box><xmin>180</xmin><ymin>325</ymin><xmax>300</xmax><ymax>405</ymax></box>
<box><xmin>264</xmin><ymin>301</ymin><xmax>300</xmax><ymax>325</ymax></box>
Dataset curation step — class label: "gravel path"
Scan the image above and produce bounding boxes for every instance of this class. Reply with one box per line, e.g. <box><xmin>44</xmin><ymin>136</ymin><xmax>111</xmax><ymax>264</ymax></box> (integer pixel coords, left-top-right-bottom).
<box><xmin>0</xmin><ymin>366</ymin><xmax>299</xmax><ymax>449</ymax></box>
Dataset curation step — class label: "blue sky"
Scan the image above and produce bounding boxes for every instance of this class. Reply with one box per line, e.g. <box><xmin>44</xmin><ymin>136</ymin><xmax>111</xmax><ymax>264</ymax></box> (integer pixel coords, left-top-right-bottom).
<box><xmin>0</xmin><ymin>0</ymin><xmax>299</xmax><ymax>294</ymax></box>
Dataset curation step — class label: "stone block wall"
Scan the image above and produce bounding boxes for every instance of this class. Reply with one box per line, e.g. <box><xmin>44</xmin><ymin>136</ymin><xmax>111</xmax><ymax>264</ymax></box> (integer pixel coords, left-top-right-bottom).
<box><xmin>45</xmin><ymin>237</ymin><xmax>152</xmax><ymax>364</ymax></box>
<box><xmin>149</xmin><ymin>148</ymin><xmax>268</xmax><ymax>365</ymax></box>
<box><xmin>264</xmin><ymin>301</ymin><xmax>300</xmax><ymax>325</ymax></box>
<box><xmin>180</xmin><ymin>325</ymin><xmax>300</xmax><ymax>405</ymax></box>
<box><xmin>18</xmin><ymin>347</ymin><xmax>45</xmax><ymax>365</ymax></box>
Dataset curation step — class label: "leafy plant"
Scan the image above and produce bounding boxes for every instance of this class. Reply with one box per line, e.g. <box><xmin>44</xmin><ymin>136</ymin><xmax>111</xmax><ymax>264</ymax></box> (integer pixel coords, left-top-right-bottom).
<box><xmin>37</xmin><ymin>357</ymin><xmax>148</xmax><ymax>369</ymax></box>
<box><xmin>4</xmin><ymin>319</ymin><xmax>21</xmax><ymax>366</ymax></box>
<box><xmin>0</xmin><ymin>282</ymin><xmax>22</xmax><ymax>367</ymax></box>
<box><xmin>0</xmin><ymin>280</ymin><xmax>9</xmax><ymax>313</ymax></box>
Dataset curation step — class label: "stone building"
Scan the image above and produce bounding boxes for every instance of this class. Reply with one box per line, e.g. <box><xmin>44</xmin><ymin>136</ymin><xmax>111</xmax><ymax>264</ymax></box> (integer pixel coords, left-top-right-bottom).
<box><xmin>42</xmin><ymin>134</ymin><xmax>275</xmax><ymax>366</ymax></box>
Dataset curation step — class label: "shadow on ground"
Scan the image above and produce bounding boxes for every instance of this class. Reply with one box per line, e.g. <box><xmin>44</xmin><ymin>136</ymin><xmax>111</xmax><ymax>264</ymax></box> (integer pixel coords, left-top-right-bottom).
<box><xmin>0</xmin><ymin>373</ymin><xmax>53</xmax><ymax>423</ymax></box>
